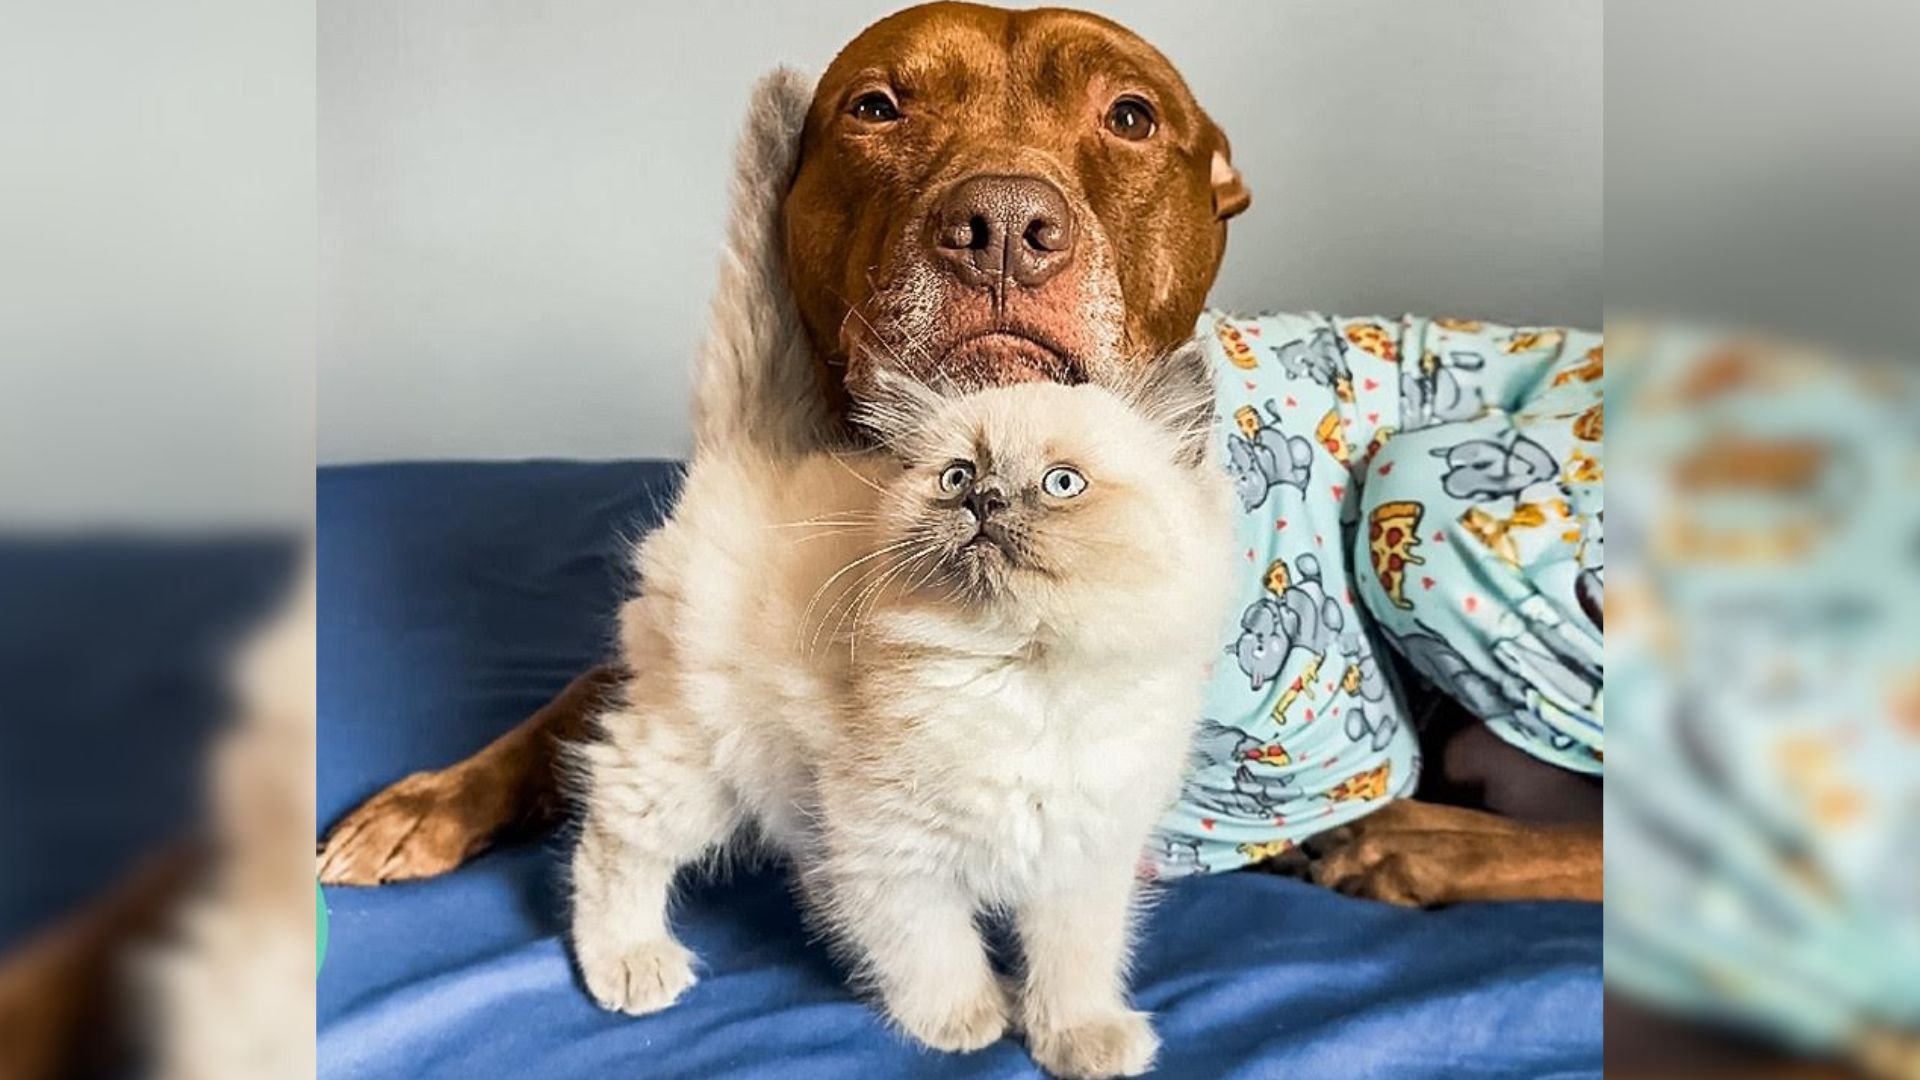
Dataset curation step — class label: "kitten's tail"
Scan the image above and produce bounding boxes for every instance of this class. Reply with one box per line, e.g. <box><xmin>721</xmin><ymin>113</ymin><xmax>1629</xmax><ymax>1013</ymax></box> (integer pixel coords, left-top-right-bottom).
<box><xmin>690</xmin><ymin>66</ymin><xmax>835</xmax><ymax>456</ymax></box>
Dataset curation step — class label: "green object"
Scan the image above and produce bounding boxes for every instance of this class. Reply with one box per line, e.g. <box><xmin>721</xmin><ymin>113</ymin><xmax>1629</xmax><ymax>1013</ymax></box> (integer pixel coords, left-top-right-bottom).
<box><xmin>317</xmin><ymin>881</ymin><xmax>329</xmax><ymax>973</ymax></box>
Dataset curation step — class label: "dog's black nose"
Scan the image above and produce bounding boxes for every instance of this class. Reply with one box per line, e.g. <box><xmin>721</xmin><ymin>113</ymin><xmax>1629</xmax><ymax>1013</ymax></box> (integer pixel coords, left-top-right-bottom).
<box><xmin>932</xmin><ymin>174</ymin><xmax>1076</xmax><ymax>292</ymax></box>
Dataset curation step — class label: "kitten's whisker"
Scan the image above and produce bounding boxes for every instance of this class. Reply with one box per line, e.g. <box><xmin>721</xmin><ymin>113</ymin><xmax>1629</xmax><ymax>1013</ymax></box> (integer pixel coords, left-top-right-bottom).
<box><xmin>792</xmin><ymin>526</ymin><xmax>871</xmax><ymax>545</ymax></box>
<box><xmin>900</xmin><ymin>546</ymin><xmax>946</xmax><ymax>598</ymax></box>
<box><xmin>812</xmin><ymin>548</ymin><xmax>914</xmax><ymax>659</ymax></box>
<box><xmin>805</xmin><ymin>541</ymin><xmax>924</xmax><ymax>659</ymax></box>
<box><xmin>763</xmin><ymin>511</ymin><xmax>879</xmax><ymax>529</ymax></box>
<box><xmin>846</xmin><ymin>547</ymin><xmax>935</xmax><ymax>662</ymax></box>
<box><xmin>795</xmin><ymin>538</ymin><xmax>920</xmax><ymax>653</ymax></box>
<box><xmin>771</xmin><ymin>519</ymin><xmax>878</xmax><ymax>544</ymax></box>
<box><xmin>825</xmin><ymin>452</ymin><xmax>890</xmax><ymax>496</ymax></box>
<box><xmin>840</xmin><ymin>552</ymin><xmax>917</xmax><ymax>664</ymax></box>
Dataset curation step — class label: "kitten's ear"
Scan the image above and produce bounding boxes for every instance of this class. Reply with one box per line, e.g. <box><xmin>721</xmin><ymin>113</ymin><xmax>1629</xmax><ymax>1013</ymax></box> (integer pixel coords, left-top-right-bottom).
<box><xmin>848</xmin><ymin>365</ymin><xmax>948</xmax><ymax>459</ymax></box>
<box><xmin>1127</xmin><ymin>339</ymin><xmax>1219</xmax><ymax>469</ymax></box>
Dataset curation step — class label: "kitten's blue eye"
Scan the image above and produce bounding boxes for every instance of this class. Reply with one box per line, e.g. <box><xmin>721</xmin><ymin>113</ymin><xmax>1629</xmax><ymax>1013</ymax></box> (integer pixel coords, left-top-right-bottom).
<box><xmin>938</xmin><ymin>462</ymin><xmax>974</xmax><ymax>494</ymax></box>
<box><xmin>1042</xmin><ymin>466</ymin><xmax>1087</xmax><ymax>498</ymax></box>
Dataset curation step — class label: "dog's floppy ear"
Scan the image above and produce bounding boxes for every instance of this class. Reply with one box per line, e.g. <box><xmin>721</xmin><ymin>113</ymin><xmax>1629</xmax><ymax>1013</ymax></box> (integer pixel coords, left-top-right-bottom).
<box><xmin>1125</xmin><ymin>339</ymin><xmax>1220</xmax><ymax>468</ymax></box>
<box><xmin>691</xmin><ymin>66</ymin><xmax>828</xmax><ymax>456</ymax></box>
<box><xmin>1206</xmin><ymin>120</ymin><xmax>1251</xmax><ymax>221</ymax></box>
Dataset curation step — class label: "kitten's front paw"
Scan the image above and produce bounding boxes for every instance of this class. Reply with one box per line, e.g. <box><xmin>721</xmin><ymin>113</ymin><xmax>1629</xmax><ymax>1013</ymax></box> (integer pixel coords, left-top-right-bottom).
<box><xmin>891</xmin><ymin>978</ymin><xmax>1011</xmax><ymax>1054</ymax></box>
<box><xmin>1028</xmin><ymin>1010</ymin><xmax>1159</xmax><ymax>1079</ymax></box>
<box><xmin>575</xmin><ymin>937</ymin><xmax>698</xmax><ymax>1016</ymax></box>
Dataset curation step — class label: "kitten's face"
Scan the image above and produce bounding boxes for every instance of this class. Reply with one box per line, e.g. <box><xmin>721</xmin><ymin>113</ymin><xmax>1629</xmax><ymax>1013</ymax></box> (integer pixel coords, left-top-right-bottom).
<box><xmin>874</xmin><ymin>381</ymin><xmax>1204</xmax><ymax>606</ymax></box>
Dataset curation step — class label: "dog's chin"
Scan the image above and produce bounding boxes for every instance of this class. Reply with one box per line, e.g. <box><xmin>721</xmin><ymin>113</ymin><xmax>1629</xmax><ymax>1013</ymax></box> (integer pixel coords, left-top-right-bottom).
<box><xmin>936</xmin><ymin>332</ymin><xmax>1082</xmax><ymax>388</ymax></box>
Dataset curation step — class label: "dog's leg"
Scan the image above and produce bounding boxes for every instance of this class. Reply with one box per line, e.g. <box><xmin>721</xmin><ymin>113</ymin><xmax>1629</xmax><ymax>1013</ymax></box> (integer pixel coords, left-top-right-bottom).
<box><xmin>1300</xmin><ymin>712</ymin><xmax>1603</xmax><ymax>907</ymax></box>
<box><xmin>317</xmin><ymin>663</ymin><xmax>622</xmax><ymax>885</ymax></box>
<box><xmin>1019</xmin><ymin>859</ymin><xmax>1159</xmax><ymax>1080</ymax></box>
<box><xmin>0</xmin><ymin>846</ymin><xmax>198</xmax><ymax>1080</ymax></box>
<box><xmin>569</xmin><ymin>705</ymin><xmax>736</xmax><ymax>1017</ymax></box>
<box><xmin>1305</xmin><ymin>799</ymin><xmax>1601</xmax><ymax>905</ymax></box>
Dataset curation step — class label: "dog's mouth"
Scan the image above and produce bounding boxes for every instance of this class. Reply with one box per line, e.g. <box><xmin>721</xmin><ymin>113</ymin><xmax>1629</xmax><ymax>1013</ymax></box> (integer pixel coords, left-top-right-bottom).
<box><xmin>936</xmin><ymin>331</ymin><xmax>1084</xmax><ymax>388</ymax></box>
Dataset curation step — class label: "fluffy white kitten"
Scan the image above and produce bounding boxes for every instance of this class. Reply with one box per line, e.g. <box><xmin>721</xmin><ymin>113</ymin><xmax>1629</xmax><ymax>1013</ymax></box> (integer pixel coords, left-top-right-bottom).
<box><xmin>570</xmin><ymin>350</ymin><xmax>1233</xmax><ymax>1079</ymax></box>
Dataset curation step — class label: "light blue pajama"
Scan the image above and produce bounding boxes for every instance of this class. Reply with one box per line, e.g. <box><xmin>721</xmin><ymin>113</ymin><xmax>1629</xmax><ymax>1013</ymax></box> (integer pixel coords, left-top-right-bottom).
<box><xmin>1150</xmin><ymin>311</ymin><xmax>1604</xmax><ymax>878</ymax></box>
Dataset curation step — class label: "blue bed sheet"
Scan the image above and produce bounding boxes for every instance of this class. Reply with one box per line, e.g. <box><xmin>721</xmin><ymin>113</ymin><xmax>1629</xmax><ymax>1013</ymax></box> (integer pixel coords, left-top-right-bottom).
<box><xmin>317</xmin><ymin>461</ymin><xmax>1601</xmax><ymax>1079</ymax></box>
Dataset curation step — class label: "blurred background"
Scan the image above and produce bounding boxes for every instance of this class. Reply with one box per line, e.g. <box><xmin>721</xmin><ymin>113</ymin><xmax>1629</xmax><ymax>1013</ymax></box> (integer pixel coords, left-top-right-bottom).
<box><xmin>318</xmin><ymin>0</ymin><xmax>1602</xmax><ymax>463</ymax></box>
<box><xmin>1</xmin><ymin>2</ymin><xmax>312</xmax><ymax>1077</ymax></box>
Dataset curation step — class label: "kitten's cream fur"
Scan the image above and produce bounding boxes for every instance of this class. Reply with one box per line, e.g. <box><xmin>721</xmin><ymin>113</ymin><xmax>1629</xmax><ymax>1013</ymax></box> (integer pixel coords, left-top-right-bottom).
<box><xmin>569</xmin><ymin>70</ymin><xmax>1233</xmax><ymax>1080</ymax></box>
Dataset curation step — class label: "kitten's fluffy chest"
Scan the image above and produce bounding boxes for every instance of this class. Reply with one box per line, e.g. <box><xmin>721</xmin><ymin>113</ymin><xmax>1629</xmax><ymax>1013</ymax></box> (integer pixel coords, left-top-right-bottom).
<box><xmin>856</xmin><ymin>639</ymin><xmax>1195</xmax><ymax>894</ymax></box>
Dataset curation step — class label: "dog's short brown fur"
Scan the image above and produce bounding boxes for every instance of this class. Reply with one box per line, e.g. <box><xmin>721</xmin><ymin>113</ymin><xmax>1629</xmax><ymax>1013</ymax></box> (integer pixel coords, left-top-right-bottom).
<box><xmin>784</xmin><ymin>3</ymin><xmax>1247</xmax><ymax>411</ymax></box>
<box><xmin>318</xmin><ymin>1</ymin><xmax>1600</xmax><ymax>907</ymax></box>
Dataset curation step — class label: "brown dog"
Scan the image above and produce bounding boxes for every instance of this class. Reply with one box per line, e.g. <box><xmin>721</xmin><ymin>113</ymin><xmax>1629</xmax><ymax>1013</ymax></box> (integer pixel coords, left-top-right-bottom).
<box><xmin>317</xmin><ymin>1</ymin><xmax>1600</xmax><ymax>906</ymax></box>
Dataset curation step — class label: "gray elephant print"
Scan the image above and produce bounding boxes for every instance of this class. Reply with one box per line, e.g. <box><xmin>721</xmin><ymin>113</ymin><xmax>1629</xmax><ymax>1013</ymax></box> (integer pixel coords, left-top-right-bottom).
<box><xmin>1270</xmin><ymin>328</ymin><xmax>1353</xmax><ymax>399</ymax></box>
<box><xmin>1228</xmin><ymin>553</ymin><xmax>1344</xmax><ymax>692</ymax></box>
<box><xmin>1225</xmin><ymin>400</ymin><xmax>1314</xmax><ymax>511</ymax></box>
<box><xmin>1431</xmin><ymin>432</ymin><xmax>1559</xmax><ymax>501</ymax></box>
<box><xmin>1390</xmin><ymin>621</ymin><xmax>1580</xmax><ymax>753</ymax></box>
<box><xmin>1191</xmin><ymin>718</ymin><xmax>1264</xmax><ymax>770</ymax></box>
<box><xmin>1157</xmin><ymin>833</ymin><xmax>1207</xmax><ymax>875</ymax></box>
<box><xmin>1336</xmin><ymin>632</ymin><xmax>1388</xmax><ymax>703</ymax></box>
<box><xmin>1342</xmin><ymin>708</ymin><xmax>1401</xmax><ymax>752</ymax></box>
<box><xmin>1402</xmin><ymin>350</ymin><xmax>1489</xmax><ymax>430</ymax></box>
<box><xmin>1183</xmin><ymin>765</ymin><xmax>1296</xmax><ymax>818</ymax></box>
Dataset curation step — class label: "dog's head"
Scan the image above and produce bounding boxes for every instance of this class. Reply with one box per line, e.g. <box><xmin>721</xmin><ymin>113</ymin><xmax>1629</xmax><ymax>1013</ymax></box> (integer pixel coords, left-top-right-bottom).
<box><xmin>783</xmin><ymin>2</ymin><xmax>1248</xmax><ymax>410</ymax></box>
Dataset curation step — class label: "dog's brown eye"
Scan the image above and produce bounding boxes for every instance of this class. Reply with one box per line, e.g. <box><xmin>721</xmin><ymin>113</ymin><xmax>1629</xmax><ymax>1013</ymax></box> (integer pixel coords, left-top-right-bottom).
<box><xmin>1105</xmin><ymin>96</ymin><xmax>1156</xmax><ymax>141</ymax></box>
<box><xmin>850</xmin><ymin>91</ymin><xmax>901</xmax><ymax>124</ymax></box>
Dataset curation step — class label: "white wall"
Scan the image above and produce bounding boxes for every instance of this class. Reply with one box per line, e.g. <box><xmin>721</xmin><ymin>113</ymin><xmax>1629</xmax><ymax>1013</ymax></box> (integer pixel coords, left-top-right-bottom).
<box><xmin>4</xmin><ymin>0</ymin><xmax>313</xmax><ymax>526</ymax></box>
<box><xmin>320</xmin><ymin>1</ymin><xmax>1601</xmax><ymax>464</ymax></box>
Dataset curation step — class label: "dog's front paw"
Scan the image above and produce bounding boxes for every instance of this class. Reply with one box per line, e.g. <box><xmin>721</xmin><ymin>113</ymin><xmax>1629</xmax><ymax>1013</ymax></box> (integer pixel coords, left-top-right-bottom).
<box><xmin>317</xmin><ymin>767</ymin><xmax>500</xmax><ymax>885</ymax></box>
<box><xmin>1028</xmin><ymin>1010</ymin><xmax>1159</xmax><ymax>1079</ymax></box>
<box><xmin>575</xmin><ymin>936</ymin><xmax>698</xmax><ymax>1016</ymax></box>
<box><xmin>1303</xmin><ymin>800</ymin><xmax>1524</xmax><ymax>907</ymax></box>
<box><xmin>1306</xmin><ymin>822</ymin><xmax>1439</xmax><ymax>906</ymax></box>
<box><xmin>890</xmin><ymin>977</ymin><xmax>1011</xmax><ymax>1054</ymax></box>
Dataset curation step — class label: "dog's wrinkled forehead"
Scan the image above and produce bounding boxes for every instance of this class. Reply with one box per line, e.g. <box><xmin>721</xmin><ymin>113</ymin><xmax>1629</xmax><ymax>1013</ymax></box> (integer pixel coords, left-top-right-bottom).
<box><xmin>806</xmin><ymin>4</ymin><xmax>1206</xmax><ymax>150</ymax></box>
